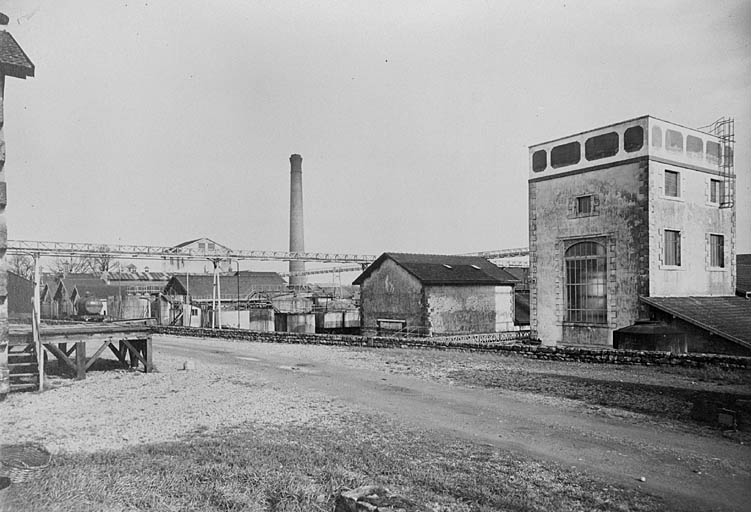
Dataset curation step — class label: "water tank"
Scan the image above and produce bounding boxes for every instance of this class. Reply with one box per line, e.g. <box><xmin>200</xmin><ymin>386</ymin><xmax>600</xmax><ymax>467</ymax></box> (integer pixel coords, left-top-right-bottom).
<box><xmin>77</xmin><ymin>298</ymin><xmax>106</xmax><ymax>316</ymax></box>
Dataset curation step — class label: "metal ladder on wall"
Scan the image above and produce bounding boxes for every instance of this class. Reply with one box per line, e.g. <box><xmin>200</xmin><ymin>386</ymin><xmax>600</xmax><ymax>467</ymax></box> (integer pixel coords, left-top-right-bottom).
<box><xmin>700</xmin><ymin>117</ymin><xmax>735</xmax><ymax>208</ymax></box>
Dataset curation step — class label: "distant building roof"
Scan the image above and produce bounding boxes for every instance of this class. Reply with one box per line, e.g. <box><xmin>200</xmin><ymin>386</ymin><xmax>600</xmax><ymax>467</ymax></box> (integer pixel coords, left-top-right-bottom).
<box><xmin>58</xmin><ymin>273</ymin><xmax>126</xmax><ymax>301</ymax></box>
<box><xmin>640</xmin><ymin>296</ymin><xmax>751</xmax><ymax>350</ymax></box>
<box><xmin>103</xmin><ymin>271</ymin><xmax>171</xmax><ymax>282</ymax></box>
<box><xmin>737</xmin><ymin>254</ymin><xmax>751</xmax><ymax>297</ymax></box>
<box><xmin>165</xmin><ymin>272</ymin><xmax>287</xmax><ymax>298</ymax></box>
<box><xmin>353</xmin><ymin>253</ymin><xmax>519</xmax><ymax>286</ymax></box>
<box><xmin>169</xmin><ymin>238</ymin><xmax>230</xmax><ymax>252</ymax></box>
<box><xmin>0</xmin><ymin>31</ymin><xmax>33</xmax><ymax>78</ymax></box>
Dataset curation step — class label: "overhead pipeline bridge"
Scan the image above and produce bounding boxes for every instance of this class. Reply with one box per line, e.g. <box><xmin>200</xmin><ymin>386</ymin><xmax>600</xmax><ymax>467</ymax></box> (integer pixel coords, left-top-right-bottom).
<box><xmin>7</xmin><ymin>240</ymin><xmax>530</xmax><ymax>276</ymax></box>
<box><xmin>6</xmin><ymin>240</ymin><xmax>378</xmax><ymax>264</ymax></box>
<box><xmin>279</xmin><ymin>247</ymin><xmax>532</xmax><ymax>277</ymax></box>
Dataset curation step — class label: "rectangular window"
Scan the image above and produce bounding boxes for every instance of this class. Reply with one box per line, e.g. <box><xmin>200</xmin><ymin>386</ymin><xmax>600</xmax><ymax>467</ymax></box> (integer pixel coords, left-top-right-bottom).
<box><xmin>565</xmin><ymin>241</ymin><xmax>607</xmax><ymax>324</ymax></box>
<box><xmin>551</xmin><ymin>141</ymin><xmax>581</xmax><ymax>168</ymax></box>
<box><xmin>686</xmin><ymin>135</ymin><xmax>703</xmax><ymax>157</ymax></box>
<box><xmin>664</xmin><ymin>230</ymin><xmax>681</xmax><ymax>266</ymax></box>
<box><xmin>585</xmin><ymin>132</ymin><xmax>619</xmax><ymax>161</ymax></box>
<box><xmin>706</xmin><ymin>141</ymin><xmax>721</xmax><ymax>164</ymax></box>
<box><xmin>710</xmin><ymin>179</ymin><xmax>722</xmax><ymax>203</ymax></box>
<box><xmin>666</xmin><ymin>129</ymin><xmax>684</xmax><ymax>151</ymax></box>
<box><xmin>624</xmin><ymin>126</ymin><xmax>644</xmax><ymax>152</ymax></box>
<box><xmin>710</xmin><ymin>234</ymin><xmax>724</xmax><ymax>268</ymax></box>
<box><xmin>198</xmin><ymin>243</ymin><xmax>205</xmax><ymax>250</ymax></box>
<box><xmin>377</xmin><ymin>319</ymin><xmax>406</xmax><ymax>334</ymax></box>
<box><xmin>208</xmin><ymin>243</ymin><xmax>215</xmax><ymax>250</ymax></box>
<box><xmin>665</xmin><ymin>170</ymin><xmax>680</xmax><ymax>197</ymax></box>
<box><xmin>532</xmin><ymin>150</ymin><xmax>547</xmax><ymax>172</ymax></box>
<box><xmin>576</xmin><ymin>195</ymin><xmax>592</xmax><ymax>215</ymax></box>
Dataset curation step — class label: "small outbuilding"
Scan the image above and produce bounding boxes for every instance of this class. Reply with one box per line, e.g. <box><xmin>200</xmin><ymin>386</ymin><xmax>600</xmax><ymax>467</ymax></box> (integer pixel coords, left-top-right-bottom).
<box><xmin>353</xmin><ymin>253</ymin><xmax>519</xmax><ymax>336</ymax></box>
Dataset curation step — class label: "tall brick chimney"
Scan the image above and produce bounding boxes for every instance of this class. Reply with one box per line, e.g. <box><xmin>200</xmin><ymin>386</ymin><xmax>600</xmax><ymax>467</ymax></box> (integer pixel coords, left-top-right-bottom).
<box><xmin>289</xmin><ymin>154</ymin><xmax>305</xmax><ymax>287</ymax></box>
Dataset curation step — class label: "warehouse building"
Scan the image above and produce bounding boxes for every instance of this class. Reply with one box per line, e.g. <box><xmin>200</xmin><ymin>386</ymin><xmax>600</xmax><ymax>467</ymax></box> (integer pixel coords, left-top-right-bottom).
<box><xmin>354</xmin><ymin>253</ymin><xmax>519</xmax><ymax>336</ymax></box>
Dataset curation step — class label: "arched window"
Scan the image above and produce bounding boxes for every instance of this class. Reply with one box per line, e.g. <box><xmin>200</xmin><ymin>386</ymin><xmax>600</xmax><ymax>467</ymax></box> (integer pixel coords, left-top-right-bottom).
<box><xmin>565</xmin><ymin>241</ymin><xmax>607</xmax><ymax>324</ymax></box>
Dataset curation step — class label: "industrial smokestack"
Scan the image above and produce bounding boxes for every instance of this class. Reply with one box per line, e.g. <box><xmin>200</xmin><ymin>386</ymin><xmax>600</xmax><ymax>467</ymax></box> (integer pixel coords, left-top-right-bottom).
<box><xmin>289</xmin><ymin>154</ymin><xmax>306</xmax><ymax>286</ymax></box>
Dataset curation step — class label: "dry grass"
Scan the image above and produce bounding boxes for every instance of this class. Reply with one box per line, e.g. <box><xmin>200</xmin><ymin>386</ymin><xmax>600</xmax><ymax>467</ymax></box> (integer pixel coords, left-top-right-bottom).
<box><xmin>1</xmin><ymin>412</ymin><xmax>668</xmax><ymax>512</ymax></box>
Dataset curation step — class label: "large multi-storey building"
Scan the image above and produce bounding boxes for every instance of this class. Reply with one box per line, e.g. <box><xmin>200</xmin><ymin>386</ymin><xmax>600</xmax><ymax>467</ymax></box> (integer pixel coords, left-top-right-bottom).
<box><xmin>528</xmin><ymin>115</ymin><xmax>738</xmax><ymax>348</ymax></box>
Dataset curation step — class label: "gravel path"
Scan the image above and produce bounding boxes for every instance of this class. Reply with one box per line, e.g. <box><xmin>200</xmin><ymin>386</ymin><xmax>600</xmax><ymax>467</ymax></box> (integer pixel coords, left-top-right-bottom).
<box><xmin>0</xmin><ymin>347</ymin><xmax>343</xmax><ymax>455</ymax></box>
<box><xmin>2</xmin><ymin>335</ymin><xmax>750</xmax><ymax>511</ymax></box>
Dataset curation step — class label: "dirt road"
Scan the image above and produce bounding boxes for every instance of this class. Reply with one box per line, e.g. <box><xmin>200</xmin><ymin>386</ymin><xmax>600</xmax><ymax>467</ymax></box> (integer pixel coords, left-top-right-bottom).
<box><xmin>156</xmin><ymin>335</ymin><xmax>751</xmax><ymax>512</ymax></box>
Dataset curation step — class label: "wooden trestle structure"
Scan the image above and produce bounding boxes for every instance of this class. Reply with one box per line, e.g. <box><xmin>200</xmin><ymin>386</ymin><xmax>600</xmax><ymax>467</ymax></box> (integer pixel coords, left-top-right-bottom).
<box><xmin>9</xmin><ymin>322</ymin><xmax>153</xmax><ymax>389</ymax></box>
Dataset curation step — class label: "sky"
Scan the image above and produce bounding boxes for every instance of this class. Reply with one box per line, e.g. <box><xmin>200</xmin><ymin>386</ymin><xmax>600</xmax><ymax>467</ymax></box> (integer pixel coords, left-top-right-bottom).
<box><xmin>0</xmin><ymin>0</ymin><xmax>749</xmax><ymax>275</ymax></box>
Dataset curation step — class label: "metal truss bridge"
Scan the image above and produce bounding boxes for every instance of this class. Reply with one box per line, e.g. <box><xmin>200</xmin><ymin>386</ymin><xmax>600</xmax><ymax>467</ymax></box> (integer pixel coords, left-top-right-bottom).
<box><xmin>7</xmin><ymin>240</ymin><xmax>530</xmax><ymax>274</ymax></box>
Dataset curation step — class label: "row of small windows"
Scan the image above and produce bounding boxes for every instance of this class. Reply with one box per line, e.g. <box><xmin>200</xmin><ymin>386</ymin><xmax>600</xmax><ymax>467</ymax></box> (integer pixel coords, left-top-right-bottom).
<box><xmin>663</xmin><ymin>231</ymin><xmax>724</xmax><ymax>268</ymax></box>
<box><xmin>533</xmin><ymin>126</ymin><xmax>644</xmax><ymax>172</ymax></box>
<box><xmin>564</xmin><ymin>234</ymin><xmax>726</xmax><ymax>326</ymax></box>
<box><xmin>664</xmin><ymin>169</ymin><xmax>726</xmax><ymax>204</ymax></box>
<box><xmin>651</xmin><ymin>126</ymin><xmax>727</xmax><ymax>164</ymax></box>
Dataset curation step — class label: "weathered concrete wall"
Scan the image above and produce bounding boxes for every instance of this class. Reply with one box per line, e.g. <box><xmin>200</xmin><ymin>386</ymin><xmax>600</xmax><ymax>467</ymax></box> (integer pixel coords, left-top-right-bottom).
<box><xmin>359</xmin><ymin>259</ymin><xmax>425</xmax><ymax>335</ymax></box>
<box><xmin>249</xmin><ymin>309</ymin><xmax>274</xmax><ymax>331</ymax></box>
<box><xmin>425</xmin><ymin>284</ymin><xmax>497</xmax><ymax>334</ymax></box>
<box><xmin>648</xmin><ymin>162</ymin><xmax>735</xmax><ymax>296</ymax></box>
<box><xmin>285</xmin><ymin>313</ymin><xmax>315</xmax><ymax>333</ymax></box>
<box><xmin>494</xmin><ymin>286</ymin><xmax>515</xmax><ymax>331</ymax></box>
<box><xmin>530</xmin><ymin>160</ymin><xmax>650</xmax><ymax>347</ymax></box>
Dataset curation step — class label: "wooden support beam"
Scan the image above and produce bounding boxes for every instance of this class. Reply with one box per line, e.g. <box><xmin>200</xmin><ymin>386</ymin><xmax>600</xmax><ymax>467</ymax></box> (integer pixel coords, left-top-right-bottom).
<box><xmin>75</xmin><ymin>342</ymin><xmax>86</xmax><ymax>380</ymax></box>
<box><xmin>108</xmin><ymin>342</ymin><xmax>129</xmax><ymax>368</ymax></box>
<box><xmin>145</xmin><ymin>337</ymin><xmax>153</xmax><ymax>373</ymax></box>
<box><xmin>84</xmin><ymin>339</ymin><xmax>115</xmax><ymax>371</ymax></box>
<box><xmin>43</xmin><ymin>343</ymin><xmax>76</xmax><ymax>374</ymax></box>
<box><xmin>120</xmin><ymin>339</ymin><xmax>148</xmax><ymax>369</ymax></box>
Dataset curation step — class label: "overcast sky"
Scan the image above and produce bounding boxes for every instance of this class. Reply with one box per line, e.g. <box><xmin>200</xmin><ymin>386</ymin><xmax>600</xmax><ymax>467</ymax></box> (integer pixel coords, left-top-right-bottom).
<box><xmin>1</xmin><ymin>1</ymin><xmax>749</xmax><ymax>271</ymax></box>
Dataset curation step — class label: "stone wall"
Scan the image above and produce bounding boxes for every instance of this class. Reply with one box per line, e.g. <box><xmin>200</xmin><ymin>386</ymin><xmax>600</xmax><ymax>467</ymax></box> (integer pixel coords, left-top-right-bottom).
<box><xmin>153</xmin><ymin>326</ymin><xmax>751</xmax><ymax>369</ymax></box>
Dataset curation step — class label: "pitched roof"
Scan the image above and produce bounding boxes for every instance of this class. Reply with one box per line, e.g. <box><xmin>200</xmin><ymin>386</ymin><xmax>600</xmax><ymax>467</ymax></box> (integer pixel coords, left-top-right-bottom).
<box><xmin>165</xmin><ymin>272</ymin><xmax>287</xmax><ymax>298</ymax></box>
<box><xmin>103</xmin><ymin>271</ymin><xmax>171</xmax><ymax>282</ymax></box>
<box><xmin>640</xmin><ymin>296</ymin><xmax>751</xmax><ymax>350</ymax></box>
<box><xmin>59</xmin><ymin>274</ymin><xmax>126</xmax><ymax>300</ymax></box>
<box><xmin>0</xmin><ymin>31</ymin><xmax>33</xmax><ymax>78</ymax></box>
<box><xmin>169</xmin><ymin>238</ymin><xmax>230</xmax><ymax>251</ymax></box>
<box><xmin>737</xmin><ymin>254</ymin><xmax>751</xmax><ymax>296</ymax></box>
<box><xmin>353</xmin><ymin>253</ymin><xmax>519</xmax><ymax>286</ymax></box>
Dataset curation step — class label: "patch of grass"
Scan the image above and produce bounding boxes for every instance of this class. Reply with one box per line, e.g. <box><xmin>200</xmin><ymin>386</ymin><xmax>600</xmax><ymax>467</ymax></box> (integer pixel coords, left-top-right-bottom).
<box><xmin>1</xmin><ymin>413</ymin><xmax>668</xmax><ymax>512</ymax></box>
<box><xmin>448</xmin><ymin>367</ymin><xmax>751</xmax><ymax>426</ymax></box>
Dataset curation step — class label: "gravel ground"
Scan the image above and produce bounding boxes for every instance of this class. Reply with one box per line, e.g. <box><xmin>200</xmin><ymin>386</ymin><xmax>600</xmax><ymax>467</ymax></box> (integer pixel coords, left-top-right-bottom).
<box><xmin>2</xmin><ymin>336</ymin><xmax>748</xmax><ymax>456</ymax></box>
<box><xmin>0</xmin><ymin>346</ymin><xmax>346</xmax><ymax>455</ymax></box>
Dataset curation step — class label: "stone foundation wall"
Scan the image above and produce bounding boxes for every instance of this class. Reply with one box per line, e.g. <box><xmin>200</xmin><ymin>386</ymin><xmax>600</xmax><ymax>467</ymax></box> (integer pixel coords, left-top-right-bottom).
<box><xmin>153</xmin><ymin>326</ymin><xmax>751</xmax><ymax>369</ymax></box>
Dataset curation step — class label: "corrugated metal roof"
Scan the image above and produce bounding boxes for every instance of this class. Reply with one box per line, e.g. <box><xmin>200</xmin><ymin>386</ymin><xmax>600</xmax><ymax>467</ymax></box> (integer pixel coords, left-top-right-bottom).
<box><xmin>103</xmin><ymin>271</ymin><xmax>171</xmax><ymax>282</ymax></box>
<box><xmin>0</xmin><ymin>31</ymin><xmax>33</xmax><ymax>78</ymax></box>
<box><xmin>353</xmin><ymin>253</ymin><xmax>519</xmax><ymax>286</ymax></box>
<box><xmin>165</xmin><ymin>272</ymin><xmax>287</xmax><ymax>298</ymax></box>
<box><xmin>58</xmin><ymin>274</ymin><xmax>126</xmax><ymax>300</ymax></box>
<box><xmin>640</xmin><ymin>296</ymin><xmax>751</xmax><ymax>350</ymax></box>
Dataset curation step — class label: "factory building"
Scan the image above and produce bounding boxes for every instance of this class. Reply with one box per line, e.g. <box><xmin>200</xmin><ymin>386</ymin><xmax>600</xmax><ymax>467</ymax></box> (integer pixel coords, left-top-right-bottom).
<box><xmin>354</xmin><ymin>253</ymin><xmax>519</xmax><ymax>336</ymax></box>
<box><xmin>162</xmin><ymin>238</ymin><xmax>234</xmax><ymax>274</ymax></box>
<box><xmin>528</xmin><ymin>115</ymin><xmax>749</xmax><ymax>353</ymax></box>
